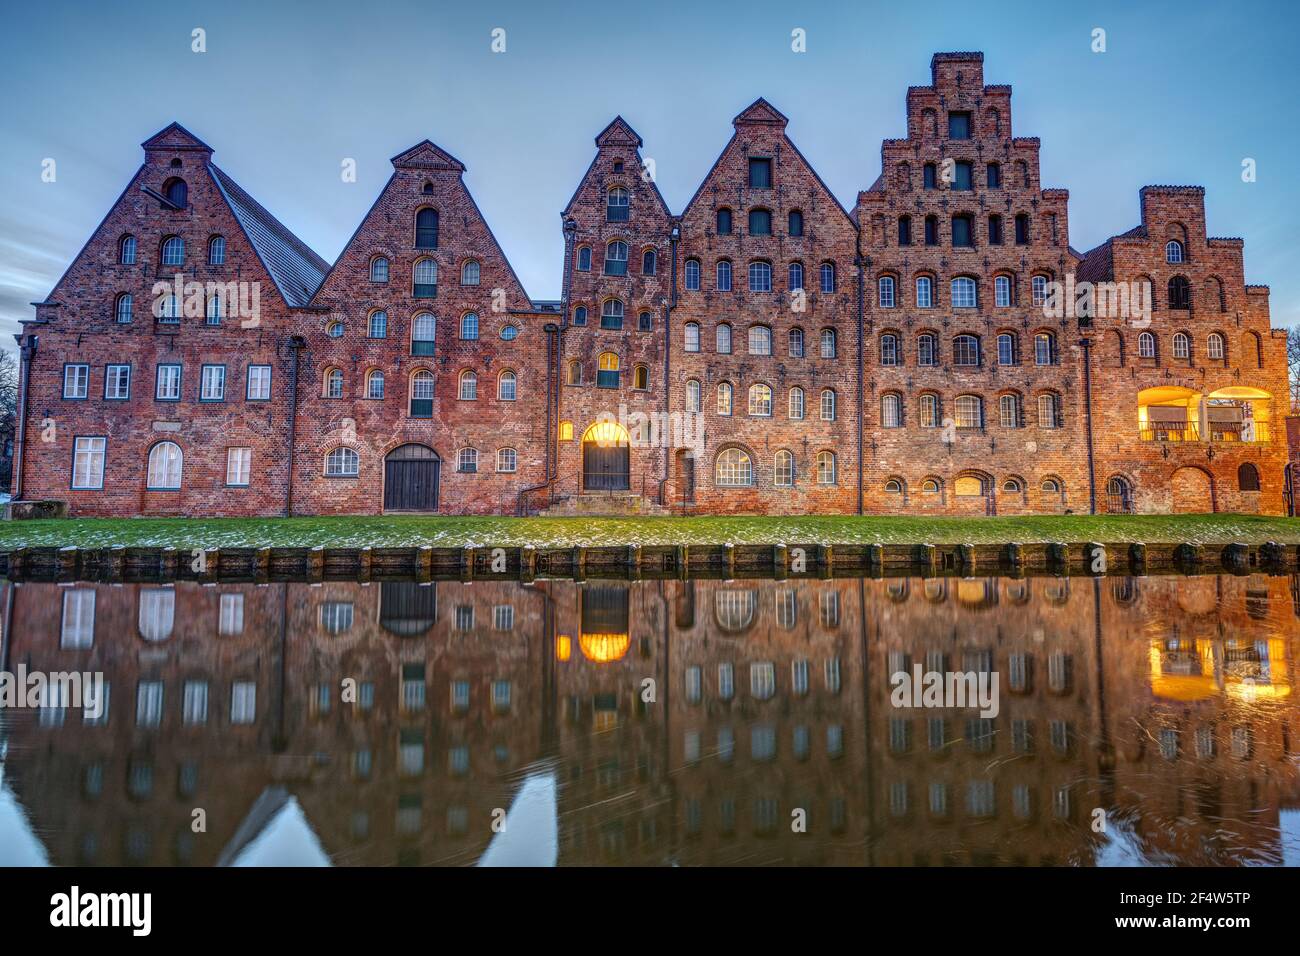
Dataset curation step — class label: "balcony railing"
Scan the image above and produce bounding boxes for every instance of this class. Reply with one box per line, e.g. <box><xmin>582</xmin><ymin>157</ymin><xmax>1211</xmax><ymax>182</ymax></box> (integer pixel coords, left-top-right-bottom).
<box><xmin>1140</xmin><ymin>425</ymin><xmax>1199</xmax><ymax>442</ymax></box>
<box><xmin>1140</xmin><ymin>423</ymin><xmax>1272</xmax><ymax>444</ymax></box>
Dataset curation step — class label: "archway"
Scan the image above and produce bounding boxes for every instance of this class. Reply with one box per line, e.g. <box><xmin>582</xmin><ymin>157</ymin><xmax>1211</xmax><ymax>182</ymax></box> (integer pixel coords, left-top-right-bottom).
<box><xmin>582</xmin><ymin>421</ymin><xmax>630</xmax><ymax>491</ymax></box>
<box><xmin>1171</xmin><ymin>466</ymin><xmax>1214</xmax><ymax>514</ymax></box>
<box><xmin>384</xmin><ymin>444</ymin><xmax>440</xmax><ymax>511</ymax></box>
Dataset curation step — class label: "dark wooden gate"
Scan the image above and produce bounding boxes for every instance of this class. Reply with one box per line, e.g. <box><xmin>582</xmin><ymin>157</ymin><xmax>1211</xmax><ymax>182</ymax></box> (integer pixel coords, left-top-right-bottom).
<box><xmin>384</xmin><ymin>444</ymin><xmax>440</xmax><ymax>511</ymax></box>
<box><xmin>380</xmin><ymin>582</ymin><xmax>437</xmax><ymax>636</ymax></box>
<box><xmin>583</xmin><ymin>441</ymin><xmax>630</xmax><ymax>491</ymax></box>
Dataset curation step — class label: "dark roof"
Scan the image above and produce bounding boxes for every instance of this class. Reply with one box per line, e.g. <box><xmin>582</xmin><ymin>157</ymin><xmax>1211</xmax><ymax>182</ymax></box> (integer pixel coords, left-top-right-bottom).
<box><xmin>208</xmin><ymin>164</ymin><xmax>329</xmax><ymax>307</ymax></box>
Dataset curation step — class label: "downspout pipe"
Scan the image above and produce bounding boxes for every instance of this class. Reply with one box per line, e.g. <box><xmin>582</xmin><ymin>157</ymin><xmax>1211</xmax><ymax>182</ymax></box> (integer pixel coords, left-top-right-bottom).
<box><xmin>663</xmin><ymin>223</ymin><xmax>680</xmax><ymax>497</ymax></box>
<box><xmin>10</xmin><ymin>335</ymin><xmax>35</xmax><ymax>501</ymax></box>
<box><xmin>1079</xmin><ymin>336</ymin><xmax>1097</xmax><ymax>514</ymax></box>
<box><xmin>283</xmin><ymin>335</ymin><xmax>306</xmax><ymax>517</ymax></box>
<box><xmin>855</xmin><ymin>254</ymin><xmax>866</xmax><ymax>515</ymax></box>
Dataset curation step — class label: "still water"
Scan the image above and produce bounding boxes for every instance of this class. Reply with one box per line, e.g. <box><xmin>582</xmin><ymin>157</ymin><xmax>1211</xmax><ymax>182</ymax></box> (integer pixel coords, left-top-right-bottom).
<box><xmin>0</xmin><ymin>573</ymin><xmax>1297</xmax><ymax>866</ymax></box>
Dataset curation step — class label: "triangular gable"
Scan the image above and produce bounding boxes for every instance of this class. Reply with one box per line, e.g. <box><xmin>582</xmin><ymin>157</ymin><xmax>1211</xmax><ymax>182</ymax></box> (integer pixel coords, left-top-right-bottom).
<box><xmin>732</xmin><ymin>97</ymin><xmax>789</xmax><ymax>128</ymax></box>
<box><xmin>562</xmin><ymin>117</ymin><xmax>672</xmax><ymax>218</ymax></box>
<box><xmin>390</xmin><ymin>140</ymin><xmax>466</xmax><ymax>172</ymax></box>
<box><xmin>141</xmin><ymin>121</ymin><xmax>212</xmax><ymax>154</ymax></box>
<box><xmin>595</xmin><ymin>116</ymin><xmax>642</xmax><ymax>148</ymax></box>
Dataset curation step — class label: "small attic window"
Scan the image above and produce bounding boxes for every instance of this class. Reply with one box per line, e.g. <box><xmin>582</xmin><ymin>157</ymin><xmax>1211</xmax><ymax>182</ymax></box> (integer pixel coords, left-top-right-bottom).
<box><xmin>421</xmin><ymin>181</ymin><xmax>434</xmax><ymax>194</ymax></box>
<box><xmin>162</xmin><ymin>178</ymin><xmax>187</xmax><ymax>209</ymax></box>
<box><xmin>170</xmin><ymin>158</ymin><xmax>182</xmax><ymax>167</ymax></box>
<box><xmin>612</xmin><ymin>160</ymin><xmax>624</xmax><ymax>173</ymax></box>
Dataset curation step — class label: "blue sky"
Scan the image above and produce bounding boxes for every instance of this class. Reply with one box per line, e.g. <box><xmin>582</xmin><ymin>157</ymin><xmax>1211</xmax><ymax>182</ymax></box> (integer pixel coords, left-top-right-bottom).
<box><xmin>2</xmin><ymin>0</ymin><xmax>1297</xmax><ymax>345</ymax></box>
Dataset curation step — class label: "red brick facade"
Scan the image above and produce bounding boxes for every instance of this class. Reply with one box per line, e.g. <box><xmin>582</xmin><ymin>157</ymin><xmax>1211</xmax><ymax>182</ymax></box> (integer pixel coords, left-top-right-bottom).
<box><xmin>13</xmin><ymin>53</ymin><xmax>1290</xmax><ymax>518</ymax></box>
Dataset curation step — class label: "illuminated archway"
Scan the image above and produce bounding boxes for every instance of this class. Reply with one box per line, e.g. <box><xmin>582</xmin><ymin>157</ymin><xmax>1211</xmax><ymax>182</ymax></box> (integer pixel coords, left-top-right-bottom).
<box><xmin>581</xmin><ymin>421</ymin><xmax>630</xmax><ymax>491</ymax></box>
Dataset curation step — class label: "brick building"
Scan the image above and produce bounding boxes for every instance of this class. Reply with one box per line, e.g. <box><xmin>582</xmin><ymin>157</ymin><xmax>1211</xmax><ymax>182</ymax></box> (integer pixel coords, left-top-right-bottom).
<box><xmin>11</xmin><ymin>53</ymin><xmax>1289</xmax><ymax>518</ymax></box>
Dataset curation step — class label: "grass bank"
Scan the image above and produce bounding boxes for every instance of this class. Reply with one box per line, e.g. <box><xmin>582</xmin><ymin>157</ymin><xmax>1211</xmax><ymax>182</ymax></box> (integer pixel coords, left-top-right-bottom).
<box><xmin>0</xmin><ymin>513</ymin><xmax>1297</xmax><ymax>550</ymax></box>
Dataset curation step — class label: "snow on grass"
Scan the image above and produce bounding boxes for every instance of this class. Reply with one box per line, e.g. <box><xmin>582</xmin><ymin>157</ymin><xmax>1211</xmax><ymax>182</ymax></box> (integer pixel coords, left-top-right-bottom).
<box><xmin>0</xmin><ymin>513</ymin><xmax>1298</xmax><ymax>549</ymax></box>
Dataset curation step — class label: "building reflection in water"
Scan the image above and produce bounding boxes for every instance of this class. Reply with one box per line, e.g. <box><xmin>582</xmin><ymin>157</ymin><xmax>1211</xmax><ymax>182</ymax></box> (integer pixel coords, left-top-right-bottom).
<box><xmin>0</xmin><ymin>573</ymin><xmax>1297</xmax><ymax>866</ymax></box>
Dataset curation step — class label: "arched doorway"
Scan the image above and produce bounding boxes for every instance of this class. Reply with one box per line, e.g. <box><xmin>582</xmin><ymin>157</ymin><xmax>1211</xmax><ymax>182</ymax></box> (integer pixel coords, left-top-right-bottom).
<box><xmin>582</xmin><ymin>421</ymin><xmax>630</xmax><ymax>491</ymax></box>
<box><xmin>384</xmin><ymin>444</ymin><xmax>440</xmax><ymax>511</ymax></box>
<box><xmin>1171</xmin><ymin>466</ymin><xmax>1214</xmax><ymax>514</ymax></box>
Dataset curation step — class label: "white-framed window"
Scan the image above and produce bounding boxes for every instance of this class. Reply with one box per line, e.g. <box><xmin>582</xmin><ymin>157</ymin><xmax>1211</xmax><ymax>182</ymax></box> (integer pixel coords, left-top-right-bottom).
<box><xmin>1173</xmin><ymin>332</ymin><xmax>1190</xmax><ymax>359</ymax></box>
<box><xmin>748</xmin><ymin>325</ymin><xmax>772</xmax><ymax>355</ymax></box>
<box><xmin>457</xmin><ymin>448</ymin><xmax>478</xmax><ymax>473</ymax></box>
<box><xmin>998</xmin><ymin>333</ymin><xmax>1017</xmax><ymax>366</ymax></box>
<box><xmin>750</xmin><ymin>662</ymin><xmax>776</xmax><ymax>700</ymax></box>
<box><xmin>205</xmin><ymin>293</ymin><xmax>223</xmax><ymax>325</ymax></box>
<box><xmin>72</xmin><ymin>438</ymin><xmax>107</xmax><ymax>490</ymax></box>
<box><xmin>788</xmin><ymin>262</ymin><xmax>804</xmax><ymax>290</ymax></box>
<box><xmin>774</xmin><ymin>449</ymin><xmax>794</xmax><ymax>486</ymax></box>
<box><xmin>231</xmin><ymin>682</ymin><xmax>257</xmax><ymax>725</ymax></box>
<box><xmin>1207</xmin><ymin>332</ymin><xmax>1225</xmax><ymax>360</ymax></box>
<box><xmin>1138</xmin><ymin>331</ymin><xmax>1156</xmax><ymax>358</ymax></box>
<box><xmin>920</xmin><ymin>393</ymin><xmax>939</xmax><ymax>428</ymax></box>
<box><xmin>918</xmin><ymin>333</ymin><xmax>937</xmax><ymax>366</ymax></box>
<box><xmin>157</xmin><ymin>293</ymin><xmax>180</xmax><ymax>322</ymax></box>
<box><xmin>683</xmin><ymin>322</ymin><xmax>700</xmax><ymax>352</ymax></box>
<box><xmin>916</xmin><ymin>276</ymin><xmax>933</xmax><ymax>308</ymax></box>
<box><xmin>1031</xmin><ymin>274</ymin><xmax>1049</xmax><ymax>307</ymax></box>
<box><xmin>951</xmin><ymin>277</ymin><xmax>977</xmax><ymax>308</ymax></box>
<box><xmin>878</xmin><ymin>276</ymin><xmax>895</xmax><ymax>308</ymax></box>
<box><xmin>219</xmin><ymin>593</ymin><xmax>245</xmax><ymax>635</ymax></box>
<box><xmin>366</xmin><ymin>369</ymin><xmax>385</xmax><ymax>399</ymax></box>
<box><xmin>716</xmin><ymin>323</ymin><xmax>732</xmax><ymax>353</ymax></box>
<box><xmin>821</xmin><ymin>389</ymin><xmax>836</xmax><ymax>421</ymax></box>
<box><xmin>816</xmin><ymin>451</ymin><xmax>836</xmax><ymax>484</ymax></box>
<box><xmin>496</xmin><ymin>447</ymin><xmax>517</xmax><ymax>472</ymax></box>
<box><xmin>788</xmin><ymin>386</ymin><xmax>805</xmax><ymax>420</ymax></box>
<box><xmin>156</xmin><ymin>364</ymin><xmax>182</xmax><ymax>400</ymax></box>
<box><xmin>820</xmin><ymin>328</ymin><xmax>837</xmax><ymax>358</ymax></box>
<box><xmin>716</xmin><ymin>259</ymin><xmax>732</xmax><ymax>291</ymax></box>
<box><xmin>954</xmin><ymin>394</ymin><xmax>983</xmax><ymax>429</ymax></box>
<box><xmin>461</xmin><ymin>259</ymin><xmax>480</xmax><ymax>285</ymax></box>
<box><xmin>789</xmin><ymin>328</ymin><xmax>804</xmax><ymax>357</ymax></box>
<box><xmin>208</xmin><ymin>236</ymin><xmax>226</xmax><ymax>265</ymax></box>
<box><xmin>368</xmin><ymin>310</ymin><xmax>388</xmax><ymax>338</ymax></box>
<box><xmin>820</xmin><ymin>262</ymin><xmax>836</xmax><ymax>294</ymax></box>
<box><xmin>953</xmin><ymin>334</ymin><xmax>980</xmax><ymax>366</ymax></box>
<box><xmin>716</xmin><ymin>381</ymin><xmax>733</xmax><ymax>415</ymax></box>
<box><xmin>136</xmin><ymin>681</ymin><xmax>164</xmax><ymax>727</ymax></box>
<box><xmin>161</xmin><ymin>236</ymin><xmax>184</xmax><ymax>266</ymax></box>
<box><xmin>146</xmin><ymin>442</ymin><xmax>183</xmax><ymax>490</ymax></box>
<box><xmin>63</xmin><ymin>364</ymin><xmax>89</xmax><ymax>399</ymax></box>
<box><xmin>105</xmin><ymin>364</ymin><xmax>131</xmax><ymax>399</ymax></box>
<box><xmin>459</xmin><ymin>370</ymin><xmax>477</xmax><ymax>400</ymax></box>
<box><xmin>1034</xmin><ymin>333</ymin><xmax>1056</xmax><ymax>366</ymax></box>
<box><xmin>1165</xmin><ymin>240</ymin><xmax>1184</xmax><ymax>264</ymax></box>
<box><xmin>715</xmin><ymin>447</ymin><xmax>753</xmax><ymax>486</ymax></box>
<box><xmin>881</xmin><ymin>393</ymin><xmax>902</xmax><ymax>427</ymax></box>
<box><xmin>498</xmin><ymin>370</ymin><xmax>517</xmax><ymax>401</ymax></box>
<box><xmin>1000</xmin><ymin>394</ymin><xmax>1021</xmax><ymax>428</ymax></box>
<box><xmin>748</xmin><ymin>383</ymin><xmax>772</xmax><ymax>416</ymax></box>
<box><xmin>493</xmin><ymin>605</ymin><xmax>514</xmax><ymax>630</ymax></box>
<box><xmin>718</xmin><ymin>662</ymin><xmax>735</xmax><ymax>700</ymax></box>
<box><xmin>748</xmin><ymin>260</ymin><xmax>772</xmax><ymax>293</ymax></box>
<box><xmin>60</xmin><ymin>589</ymin><xmax>96</xmax><ymax>649</ymax></box>
<box><xmin>182</xmin><ymin>681</ymin><xmax>209</xmax><ymax>725</ymax></box>
<box><xmin>1038</xmin><ymin>393</ymin><xmax>1060</xmax><ymax>428</ymax></box>
<box><xmin>324</xmin><ymin>368</ymin><xmax>344</xmax><ymax>398</ymax></box>
<box><xmin>606</xmin><ymin>186</ymin><xmax>629</xmax><ymax>221</ymax></box>
<box><xmin>138</xmin><ymin>588</ymin><xmax>175</xmax><ymax>642</ymax></box>
<box><xmin>200</xmin><ymin>364</ymin><xmax>226</xmax><ymax>401</ymax></box>
<box><xmin>684</xmin><ymin>258</ymin><xmax>700</xmax><ymax>290</ymax></box>
<box><xmin>226</xmin><ymin>447</ymin><xmax>251</xmax><ymax>486</ymax></box>
<box><xmin>324</xmin><ymin>447</ymin><xmax>359</xmax><ymax>476</ymax></box>
<box><xmin>370</xmin><ymin>256</ymin><xmax>389</xmax><ymax>282</ymax></box>
<box><xmin>995</xmin><ymin>275</ymin><xmax>1011</xmax><ymax>307</ymax></box>
<box><xmin>686</xmin><ymin>379</ymin><xmax>701</xmax><ymax>412</ymax></box>
<box><xmin>880</xmin><ymin>333</ymin><xmax>899</xmax><ymax>366</ymax></box>
<box><xmin>115</xmin><ymin>293</ymin><xmax>133</xmax><ymax>323</ymax></box>
<box><xmin>119</xmin><ymin>234</ymin><xmax>136</xmax><ymax>264</ymax></box>
<box><xmin>246</xmin><ymin>365</ymin><xmax>271</xmax><ymax>400</ymax></box>
<box><xmin>321</xmin><ymin>602</ymin><xmax>354</xmax><ymax>633</ymax></box>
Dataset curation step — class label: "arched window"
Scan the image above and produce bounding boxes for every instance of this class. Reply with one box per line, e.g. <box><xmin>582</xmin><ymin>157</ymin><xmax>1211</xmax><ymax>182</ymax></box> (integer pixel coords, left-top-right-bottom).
<box><xmin>716</xmin><ymin>259</ymin><xmax>732</xmax><ymax>291</ymax></box>
<box><xmin>323</xmin><ymin>368</ymin><xmax>344</xmax><ymax>398</ymax></box>
<box><xmin>748</xmin><ymin>260</ymin><xmax>772</xmax><ymax>292</ymax></box>
<box><xmin>788</xmin><ymin>386</ymin><xmax>805</xmax><ymax>419</ymax></box>
<box><xmin>146</xmin><ymin>442</ymin><xmax>183</xmax><ymax>490</ymax></box>
<box><xmin>917</xmin><ymin>332</ymin><xmax>937</xmax><ymax>366</ymax></box>
<box><xmin>606</xmin><ymin>187</ymin><xmax>629</xmax><ymax>222</ymax></box>
<box><xmin>461</xmin><ymin>260</ymin><xmax>480</xmax><ymax>285</ymax></box>
<box><xmin>115</xmin><ymin>293</ymin><xmax>133</xmax><ymax>324</ymax></box>
<box><xmin>415</xmin><ymin>208</ymin><xmax>439</xmax><ymax>248</ymax></box>
<box><xmin>604</xmin><ymin>240</ymin><xmax>628</xmax><ymax>275</ymax></box>
<box><xmin>457</xmin><ymin>448</ymin><xmax>479</xmax><ymax>473</ymax></box>
<box><xmin>119</xmin><ymin>234</ymin><xmax>136</xmax><ymax>264</ymax></box>
<box><xmin>325</xmin><ymin>320</ymin><xmax>344</xmax><ymax>338</ymax></box>
<box><xmin>161</xmin><ymin>236</ymin><xmax>184</xmax><ymax>266</ymax></box>
<box><xmin>881</xmin><ymin>393</ymin><xmax>902</xmax><ymax>428</ymax></box>
<box><xmin>999</xmin><ymin>393</ymin><xmax>1021</xmax><ymax>428</ymax></box>
<box><xmin>163</xmin><ymin>178</ymin><xmax>187</xmax><ymax>208</ymax></box>
<box><xmin>1014</xmin><ymin>213</ymin><xmax>1030</xmax><ymax>244</ymax></box>
<box><xmin>820</xmin><ymin>262</ymin><xmax>836</xmax><ymax>294</ymax></box>
<box><xmin>642</xmin><ymin>248</ymin><xmax>656</xmax><ymax>275</ymax></box>
<box><xmin>1207</xmin><ymin>332</ymin><xmax>1225</xmax><ymax>361</ymax></box>
<box><xmin>1165</xmin><ymin>240</ymin><xmax>1184</xmax><ymax>264</ymax></box>
<box><xmin>413</xmin><ymin>312</ymin><xmax>437</xmax><ymax>353</ymax></box>
<box><xmin>715</xmin><ymin>448</ymin><xmax>753</xmax><ymax>487</ymax></box>
<box><xmin>368</xmin><ymin>310</ymin><xmax>388</xmax><ymax>338</ymax></box>
<box><xmin>820</xmin><ymin>328</ymin><xmax>837</xmax><ymax>358</ymax></box>
<box><xmin>597</xmin><ymin>352</ymin><xmax>620</xmax><ymax>389</ymax></box>
<box><xmin>1238</xmin><ymin>463</ymin><xmax>1261</xmax><ymax>492</ymax></box>
<box><xmin>878</xmin><ymin>276</ymin><xmax>896</xmax><ymax>308</ymax></box>
<box><xmin>915</xmin><ymin>276</ymin><xmax>933</xmax><ymax>308</ymax></box>
<box><xmin>816</xmin><ymin>451</ymin><xmax>837</xmax><ymax>485</ymax></box>
<box><xmin>954</xmin><ymin>394</ymin><xmax>983</xmax><ymax>429</ymax></box>
<box><xmin>1034</xmin><ymin>332</ymin><xmax>1057</xmax><ymax>366</ymax></box>
<box><xmin>370</xmin><ymin>257</ymin><xmax>389</xmax><ymax>283</ymax></box>
<box><xmin>774</xmin><ymin>450</ymin><xmax>795</xmax><ymax>487</ymax></box>
<box><xmin>994</xmin><ymin>275</ymin><xmax>1012</xmax><ymax>307</ymax></box>
<box><xmin>324</xmin><ymin>447</ymin><xmax>359</xmax><ymax>477</ymax></box>
<box><xmin>1031</xmin><ymin>274</ymin><xmax>1050</xmax><ymax>307</ymax></box>
<box><xmin>748</xmin><ymin>325</ymin><xmax>772</xmax><ymax>355</ymax></box>
<box><xmin>498</xmin><ymin>370</ymin><xmax>517</xmax><ymax>401</ymax></box>
<box><xmin>885</xmin><ymin>479</ymin><xmax>904</xmax><ymax>495</ymax></box>
<box><xmin>920</xmin><ymin>393</ymin><xmax>939</xmax><ymax>427</ymax></box>
<box><xmin>922</xmin><ymin>479</ymin><xmax>941</xmax><ymax>494</ymax></box>
<box><xmin>716</xmin><ymin>208</ymin><xmax>733</xmax><ymax>234</ymax></box>
<box><xmin>408</xmin><ymin>370</ymin><xmax>433</xmax><ymax>415</ymax></box>
<box><xmin>951</xmin><ymin>276</ymin><xmax>977</xmax><ymax>308</ymax></box>
<box><xmin>716</xmin><ymin>382</ymin><xmax>733</xmax><ymax>415</ymax></box>
<box><xmin>789</xmin><ymin>328</ymin><xmax>805</xmax><ymax>357</ymax></box>
<box><xmin>572</xmin><ymin>305</ymin><xmax>587</xmax><ymax>326</ymax></box>
<box><xmin>748</xmin><ymin>383</ymin><xmax>772</xmax><ymax>416</ymax></box>
<box><xmin>684</xmin><ymin>258</ymin><xmax>700</xmax><ymax>290</ymax></box>
<box><xmin>206</xmin><ymin>293</ymin><xmax>223</xmax><ymax>325</ymax></box>
<box><xmin>157</xmin><ymin>293</ymin><xmax>180</xmax><ymax>322</ymax></box>
<box><xmin>208</xmin><ymin>236</ymin><xmax>225</xmax><ymax>265</ymax></box>
<box><xmin>1037</xmin><ymin>393</ymin><xmax>1061</xmax><ymax>428</ymax></box>
<box><xmin>632</xmin><ymin>364</ymin><xmax>649</xmax><ymax>390</ymax></box>
<box><xmin>1041</xmin><ymin>478</ymin><xmax>1063</xmax><ymax>497</ymax></box>
<box><xmin>601</xmin><ymin>299</ymin><xmax>624</xmax><ymax>330</ymax></box>
<box><xmin>748</xmin><ymin>208</ymin><xmax>772</xmax><ymax>235</ymax></box>
<box><xmin>716</xmin><ymin>323</ymin><xmax>732</xmax><ymax>353</ymax></box>
<box><xmin>955</xmin><ymin>476</ymin><xmax>985</xmax><ymax>497</ymax></box>
<box><xmin>1106</xmin><ymin>476</ymin><xmax>1133</xmax><ymax>514</ymax></box>
<box><xmin>497</xmin><ymin>448</ymin><xmax>518</xmax><ymax>473</ymax></box>
<box><xmin>366</xmin><ymin>370</ymin><xmax>385</xmax><ymax>400</ymax></box>
<box><xmin>788</xmin><ymin>210</ymin><xmax>804</xmax><ymax>236</ymax></box>
<box><xmin>820</xmin><ymin>389</ymin><xmax>836</xmax><ymax>421</ymax></box>
<box><xmin>880</xmin><ymin>333</ymin><xmax>900</xmax><ymax>366</ymax></box>
<box><xmin>566</xmin><ymin>360</ymin><xmax>582</xmax><ymax>386</ymax></box>
<box><xmin>1168</xmin><ymin>276</ymin><xmax>1191</xmax><ymax>310</ymax></box>
<box><xmin>997</xmin><ymin>332</ymin><xmax>1018</xmax><ymax>366</ymax></box>
<box><xmin>1138</xmin><ymin>332</ymin><xmax>1156</xmax><ymax>359</ymax></box>
<box><xmin>686</xmin><ymin>379</ymin><xmax>701</xmax><ymax>412</ymax></box>
<box><xmin>1172</xmin><ymin>332</ymin><xmax>1191</xmax><ymax>359</ymax></box>
<box><xmin>684</xmin><ymin>322</ymin><xmax>700</xmax><ymax>352</ymax></box>
<box><xmin>953</xmin><ymin>334</ymin><xmax>980</xmax><ymax>366</ymax></box>
<box><xmin>458</xmin><ymin>370</ymin><xmax>477</xmax><ymax>400</ymax></box>
<box><xmin>413</xmin><ymin>258</ymin><xmax>437</xmax><ymax>297</ymax></box>
<box><xmin>576</xmin><ymin>246</ymin><xmax>592</xmax><ymax>271</ymax></box>
<box><xmin>788</xmin><ymin>262</ymin><xmax>804</xmax><ymax>290</ymax></box>
<box><xmin>637</xmin><ymin>311</ymin><xmax>652</xmax><ymax>332</ymax></box>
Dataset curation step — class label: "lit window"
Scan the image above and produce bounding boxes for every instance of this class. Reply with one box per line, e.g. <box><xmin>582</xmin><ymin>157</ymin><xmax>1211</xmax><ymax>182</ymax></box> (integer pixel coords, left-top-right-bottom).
<box><xmin>597</xmin><ymin>352</ymin><xmax>620</xmax><ymax>388</ymax></box>
<box><xmin>1034</xmin><ymin>333</ymin><xmax>1056</xmax><ymax>366</ymax></box>
<box><xmin>72</xmin><ymin>437</ymin><xmax>106</xmax><ymax>490</ymax></box>
<box><xmin>147</xmin><ymin>441</ymin><xmax>183</xmax><ymax>489</ymax></box>
<box><xmin>748</xmin><ymin>383</ymin><xmax>772</xmax><ymax>416</ymax></box>
<box><xmin>954</xmin><ymin>395</ymin><xmax>983</xmax><ymax>429</ymax></box>
<box><xmin>715</xmin><ymin>448</ymin><xmax>753</xmax><ymax>486</ymax></box>
<box><xmin>716</xmin><ymin>382</ymin><xmax>733</xmax><ymax>416</ymax></box>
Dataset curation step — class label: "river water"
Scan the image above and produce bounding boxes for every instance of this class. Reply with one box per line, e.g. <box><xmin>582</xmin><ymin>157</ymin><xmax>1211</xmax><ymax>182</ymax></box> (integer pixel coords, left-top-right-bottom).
<box><xmin>0</xmin><ymin>573</ymin><xmax>1296</xmax><ymax>866</ymax></box>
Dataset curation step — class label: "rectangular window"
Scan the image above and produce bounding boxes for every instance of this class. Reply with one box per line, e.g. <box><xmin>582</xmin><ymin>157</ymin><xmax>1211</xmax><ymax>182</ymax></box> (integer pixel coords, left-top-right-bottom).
<box><xmin>182</xmin><ymin>681</ymin><xmax>209</xmax><ymax>725</ymax></box>
<box><xmin>226</xmin><ymin>447</ymin><xmax>251</xmax><ymax>487</ymax></box>
<box><xmin>60</xmin><ymin>589</ymin><xmax>96</xmax><ymax>648</ymax></box>
<box><xmin>954</xmin><ymin>161</ymin><xmax>972</xmax><ymax>190</ymax></box>
<box><xmin>63</xmin><ymin>364</ymin><xmax>89</xmax><ymax>399</ymax></box>
<box><xmin>156</xmin><ymin>364</ymin><xmax>181</xmax><ymax>401</ymax></box>
<box><xmin>104</xmin><ymin>364</ymin><xmax>131</xmax><ymax>400</ymax></box>
<box><xmin>951</xmin><ymin>215</ymin><xmax>973</xmax><ymax>248</ymax></box>
<box><xmin>136</xmin><ymin>681</ymin><xmax>163</xmax><ymax>728</ymax></box>
<box><xmin>748</xmin><ymin>158</ymin><xmax>772</xmax><ymax>188</ymax></box>
<box><xmin>948</xmin><ymin>111</ymin><xmax>971</xmax><ymax>139</ymax></box>
<box><xmin>219</xmin><ymin>593</ymin><xmax>245</xmax><ymax>635</ymax></box>
<box><xmin>246</xmin><ymin>365</ymin><xmax>271</xmax><ymax>400</ymax></box>
<box><xmin>231</xmin><ymin>682</ymin><xmax>257</xmax><ymax>725</ymax></box>
<box><xmin>72</xmin><ymin>437</ymin><xmax>106</xmax><ymax>490</ymax></box>
<box><xmin>200</xmin><ymin>365</ymin><xmax>226</xmax><ymax>401</ymax></box>
<box><xmin>988</xmin><ymin>215</ymin><xmax>1003</xmax><ymax>246</ymax></box>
